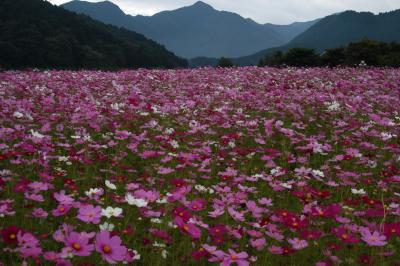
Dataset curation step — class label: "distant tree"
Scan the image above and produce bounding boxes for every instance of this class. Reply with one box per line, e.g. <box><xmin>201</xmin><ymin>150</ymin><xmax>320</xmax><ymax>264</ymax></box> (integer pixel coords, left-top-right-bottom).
<box><xmin>218</xmin><ymin>57</ymin><xmax>234</xmax><ymax>68</ymax></box>
<box><xmin>284</xmin><ymin>48</ymin><xmax>320</xmax><ymax>67</ymax></box>
<box><xmin>377</xmin><ymin>42</ymin><xmax>400</xmax><ymax>67</ymax></box>
<box><xmin>256</xmin><ymin>39</ymin><xmax>400</xmax><ymax>68</ymax></box>
<box><xmin>259</xmin><ymin>51</ymin><xmax>285</xmax><ymax>67</ymax></box>
<box><xmin>321</xmin><ymin>47</ymin><xmax>346</xmax><ymax>67</ymax></box>
<box><xmin>345</xmin><ymin>39</ymin><xmax>382</xmax><ymax>66</ymax></box>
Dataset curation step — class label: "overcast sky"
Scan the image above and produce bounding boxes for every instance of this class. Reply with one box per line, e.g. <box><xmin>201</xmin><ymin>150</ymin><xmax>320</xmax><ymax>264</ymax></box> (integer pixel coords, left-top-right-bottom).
<box><xmin>48</xmin><ymin>0</ymin><xmax>399</xmax><ymax>24</ymax></box>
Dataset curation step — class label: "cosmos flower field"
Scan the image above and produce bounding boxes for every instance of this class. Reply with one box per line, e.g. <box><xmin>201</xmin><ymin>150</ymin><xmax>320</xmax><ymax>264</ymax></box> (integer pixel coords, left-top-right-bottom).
<box><xmin>0</xmin><ymin>67</ymin><xmax>399</xmax><ymax>266</ymax></box>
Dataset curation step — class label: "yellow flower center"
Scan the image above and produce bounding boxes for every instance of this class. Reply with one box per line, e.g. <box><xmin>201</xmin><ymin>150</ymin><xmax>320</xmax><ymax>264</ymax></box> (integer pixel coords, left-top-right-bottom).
<box><xmin>9</xmin><ymin>233</ymin><xmax>16</xmax><ymax>240</ymax></box>
<box><xmin>73</xmin><ymin>243</ymin><xmax>81</xmax><ymax>251</ymax></box>
<box><xmin>103</xmin><ymin>245</ymin><xmax>111</xmax><ymax>254</ymax></box>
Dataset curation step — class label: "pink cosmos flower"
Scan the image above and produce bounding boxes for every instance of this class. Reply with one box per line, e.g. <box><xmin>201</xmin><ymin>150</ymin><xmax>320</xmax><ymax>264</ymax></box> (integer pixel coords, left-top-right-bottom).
<box><xmin>250</xmin><ymin>238</ymin><xmax>266</xmax><ymax>251</ymax></box>
<box><xmin>133</xmin><ymin>189</ymin><xmax>159</xmax><ymax>202</ymax></box>
<box><xmin>360</xmin><ymin>229</ymin><xmax>387</xmax><ymax>246</ymax></box>
<box><xmin>64</xmin><ymin>232</ymin><xmax>94</xmax><ymax>256</ymax></box>
<box><xmin>17</xmin><ymin>231</ymin><xmax>42</xmax><ymax>258</ymax></box>
<box><xmin>53</xmin><ymin>223</ymin><xmax>74</xmax><ymax>243</ymax></box>
<box><xmin>288</xmin><ymin>238</ymin><xmax>308</xmax><ymax>250</ymax></box>
<box><xmin>268</xmin><ymin>245</ymin><xmax>283</xmax><ymax>255</ymax></box>
<box><xmin>53</xmin><ymin>190</ymin><xmax>75</xmax><ymax>205</ymax></box>
<box><xmin>188</xmin><ymin>198</ymin><xmax>207</xmax><ymax>212</ymax></box>
<box><xmin>52</xmin><ymin>204</ymin><xmax>72</xmax><ymax>217</ymax></box>
<box><xmin>221</xmin><ymin>249</ymin><xmax>249</xmax><ymax>266</ymax></box>
<box><xmin>32</xmin><ymin>208</ymin><xmax>48</xmax><ymax>218</ymax></box>
<box><xmin>77</xmin><ymin>205</ymin><xmax>102</xmax><ymax>224</ymax></box>
<box><xmin>24</xmin><ymin>192</ymin><xmax>44</xmax><ymax>202</ymax></box>
<box><xmin>95</xmin><ymin>230</ymin><xmax>127</xmax><ymax>264</ymax></box>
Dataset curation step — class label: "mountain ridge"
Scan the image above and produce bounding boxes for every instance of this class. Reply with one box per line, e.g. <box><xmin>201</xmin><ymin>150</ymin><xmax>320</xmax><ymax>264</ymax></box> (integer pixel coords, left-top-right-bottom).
<box><xmin>62</xmin><ymin>0</ymin><xmax>317</xmax><ymax>58</ymax></box>
<box><xmin>190</xmin><ymin>9</ymin><xmax>400</xmax><ymax>67</ymax></box>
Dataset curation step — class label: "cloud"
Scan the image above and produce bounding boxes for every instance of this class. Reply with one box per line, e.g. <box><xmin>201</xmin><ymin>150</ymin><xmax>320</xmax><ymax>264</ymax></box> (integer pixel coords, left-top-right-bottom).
<box><xmin>48</xmin><ymin>0</ymin><xmax>399</xmax><ymax>24</ymax></box>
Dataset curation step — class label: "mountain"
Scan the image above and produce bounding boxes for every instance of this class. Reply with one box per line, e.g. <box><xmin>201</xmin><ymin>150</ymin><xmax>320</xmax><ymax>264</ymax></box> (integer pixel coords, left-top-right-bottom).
<box><xmin>199</xmin><ymin>9</ymin><xmax>400</xmax><ymax>67</ymax></box>
<box><xmin>264</xmin><ymin>19</ymin><xmax>320</xmax><ymax>43</ymax></box>
<box><xmin>286</xmin><ymin>10</ymin><xmax>400</xmax><ymax>52</ymax></box>
<box><xmin>0</xmin><ymin>0</ymin><xmax>187</xmax><ymax>69</ymax></box>
<box><xmin>62</xmin><ymin>0</ymin><xmax>130</xmax><ymax>26</ymax></box>
<box><xmin>62</xmin><ymin>0</ymin><xmax>315</xmax><ymax>58</ymax></box>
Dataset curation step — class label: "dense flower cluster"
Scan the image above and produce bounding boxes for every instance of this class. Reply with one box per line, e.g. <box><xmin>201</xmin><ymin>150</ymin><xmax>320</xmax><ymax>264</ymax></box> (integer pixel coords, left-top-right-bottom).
<box><xmin>0</xmin><ymin>67</ymin><xmax>399</xmax><ymax>265</ymax></box>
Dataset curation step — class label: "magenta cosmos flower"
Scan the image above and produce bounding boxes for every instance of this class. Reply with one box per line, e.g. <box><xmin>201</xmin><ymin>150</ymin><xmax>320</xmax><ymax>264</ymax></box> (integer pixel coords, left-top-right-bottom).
<box><xmin>77</xmin><ymin>205</ymin><xmax>102</xmax><ymax>224</ymax></box>
<box><xmin>174</xmin><ymin>216</ymin><xmax>201</xmax><ymax>239</ymax></box>
<box><xmin>1</xmin><ymin>225</ymin><xmax>22</xmax><ymax>245</ymax></box>
<box><xmin>95</xmin><ymin>231</ymin><xmax>127</xmax><ymax>264</ymax></box>
<box><xmin>65</xmin><ymin>232</ymin><xmax>94</xmax><ymax>256</ymax></box>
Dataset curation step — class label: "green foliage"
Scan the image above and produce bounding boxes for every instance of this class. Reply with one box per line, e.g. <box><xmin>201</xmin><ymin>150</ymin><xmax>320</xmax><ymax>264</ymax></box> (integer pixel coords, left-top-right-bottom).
<box><xmin>320</xmin><ymin>47</ymin><xmax>346</xmax><ymax>67</ymax></box>
<box><xmin>345</xmin><ymin>39</ymin><xmax>400</xmax><ymax>67</ymax></box>
<box><xmin>283</xmin><ymin>48</ymin><xmax>320</xmax><ymax>67</ymax></box>
<box><xmin>259</xmin><ymin>39</ymin><xmax>400</xmax><ymax>67</ymax></box>
<box><xmin>259</xmin><ymin>48</ymin><xmax>319</xmax><ymax>67</ymax></box>
<box><xmin>0</xmin><ymin>0</ymin><xmax>187</xmax><ymax>69</ymax></box>
<box><xmin>217</xmin><ymin>57</ymin><xmax>234</xmax><ymax>68</ymax></box>
<box><xmin>259</xmin><ymin>51</ymin><xmax>284</xmax><ymax>67</ymax></box>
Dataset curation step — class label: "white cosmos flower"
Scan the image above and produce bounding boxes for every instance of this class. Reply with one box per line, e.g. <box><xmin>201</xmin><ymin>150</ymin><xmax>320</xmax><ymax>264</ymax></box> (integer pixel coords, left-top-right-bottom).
<box><xmin>281</xmin><ymin>182</ymin><xmax>292</xmax><ymax>189</ymax></box>
<box><xmin>312</xmin><ymin>170</ymin><xmax>325</xmax><ymax>178</ymax></box>
<box><xmin>325</xmin><ymin>101</ymin><xmax>341</xmax><ymax>111</ymax></box>
<box><xmin>165</xmin><ymin>128</ymin><xmax>175</xmax><ymax>135</ymax></box>
<box><xmin>85</xmin><ymin>188</ymin><xmax>102</xmax><ymax>198</ymax></box>
<box><xmin>13</xmin><ymin>111</ymin><xmax>24</xmax><ymax>118</ymax></box>
<box><xmin>30</xmin><ymin>129</ymin><xmax>44</xmax><ymax>139</ymax></box>
<box><xmin>99</xmin><ymin>222</ymin><xmax>115</xmax><ymax>231</ymax></box>
<box><xmin>125</xmin><ymin>193</ymin><xmax>148</xmax><ymax>207</ymax></box>
<box><xmin>102</xmin><ymin>207</ymin><xmax>123</xmax><ymax>218</ymax></box>
<box><xmin>153</xmin><ymin>242</ymin><xmax>166</xmax><ymax>248</ymax></box>
<box><xmin>105</xmin><ymin>180</ymin><xmax>117</xmax><ymax>190</ymax></box>
<box><xmin>156</xmin><ymin>197</ymin><xmax>168</xmax><ymax>204</ymax></box>
<box><xmin>170</xmin><ymin>140</ymin><xmax>179</xmax><ymax>148</ymax></box>
<box><xmin>151</xmin><ymin>218</ymin><xmax>162</xmax><ymax>224</ymax></box>
<box><xmin>132</xmin><ymin>250</ymin><xmax>141</xmax><ymax>260</ymax></box>
<box><xmin>351</xmin><ymin>188</ymin><xmax>366</xmax><ymax>195</ymax></box>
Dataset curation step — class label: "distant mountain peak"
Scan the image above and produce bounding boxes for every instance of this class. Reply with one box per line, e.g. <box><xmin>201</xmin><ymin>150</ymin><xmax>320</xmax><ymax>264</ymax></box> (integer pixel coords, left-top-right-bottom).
<box><xmin>191</xmin><ymin>1</ymin><xmax>214</xmax><ymax>10</ymax></box>
<box><xmin>63</xmin><ymin>0</ymin><xmax>126</xmax><ymax>16</ymax></box>
<box><xmin>64</xmin><ymin>0</ymin><xmax>124</xmax><ymax>12</ymax></box>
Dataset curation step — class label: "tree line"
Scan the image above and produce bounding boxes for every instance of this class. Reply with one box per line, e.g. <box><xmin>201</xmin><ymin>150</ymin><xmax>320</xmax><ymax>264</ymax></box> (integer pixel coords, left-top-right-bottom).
<box><xmin>257</xmin><ymin>39</ymin><xmax>400</xmax><ymax>67</ymax></box>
